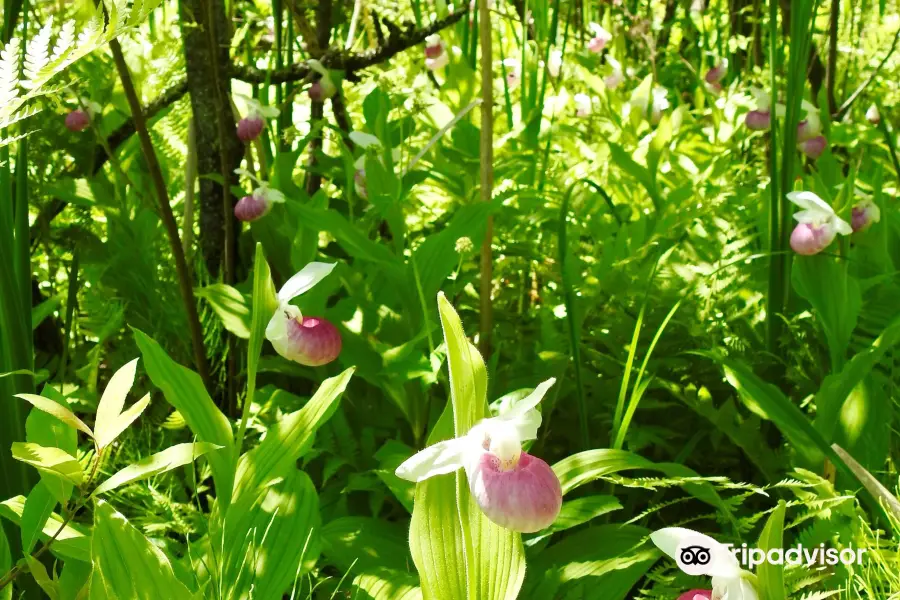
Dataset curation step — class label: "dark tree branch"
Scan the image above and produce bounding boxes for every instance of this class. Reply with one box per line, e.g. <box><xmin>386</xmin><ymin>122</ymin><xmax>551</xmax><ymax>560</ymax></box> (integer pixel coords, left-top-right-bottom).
<box><xmin>230</xmin><ymin>9</ymin><xmax>468</xmax><ymax>85</ymax></box>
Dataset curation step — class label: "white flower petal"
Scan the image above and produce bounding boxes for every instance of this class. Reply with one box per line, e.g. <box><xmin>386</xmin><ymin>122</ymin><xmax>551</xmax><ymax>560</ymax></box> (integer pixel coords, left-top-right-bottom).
<box><xmin>712</xmin><ymin>574</ymin><xmax>758</xmax><ymax>600</ymax></box>
<box><xmin>395</xmin><ymin>437</ymin><xmax>472</xmax><ymax>482</ymax></box>
<box><xmin>832</xmin><ymin>215</ymin><xmax>853</xmax><ymax>236</ymax></box>
<box><xmin>502</xmin><ymin>378</ymin><xmax>556</xmax><ymax>422</ymax></box>
<box><xmin>350</xmin><ymin>131</ymin><xmax>382</xmax><ymax>148</ymax></box>
<box><xmin>259</xmin><ymin>104</ymin><xmax>281</xmax><ymax>118</ymax></box>
<box><xmin>649</xmin><ymin>527</ymin><xmax>742</xmax><ymax>578</ymax></box>
<box><xmin>277</xmin><ymin>262</ymin><xmax>337</xmax><ymax>302</ymax></box>
<box><xmin>265</xmin><ymin>303</ymin><xmax>302</xmax><ymax>350</ymax></box>
<box><xmin>307</xmin><ymin>58</ymin><xmax>327</xmax><ymax>76</ymax></box>
<box><xmin>786</xmin><ymin>191</ymin><xmax>835</xmax><ymax>217</ymax></box>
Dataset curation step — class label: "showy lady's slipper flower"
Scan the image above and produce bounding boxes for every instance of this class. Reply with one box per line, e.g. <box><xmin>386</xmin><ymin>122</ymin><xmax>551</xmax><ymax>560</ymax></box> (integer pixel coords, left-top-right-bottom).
<box><xmin>548</xmin><ymin>49</ymin><xmax>563</xmax><ymax>78</ymax></box>
<box><xmin>424</xmin><ymin>34</ymin><xmax>449</xmax><ymax>71</ymax></box>
<box><xmin>587</xmin><ymin>22</ymin><xmax>612</xmax><ymax>53</ymax></box>
<box><xmin>574</xmin><ymin>93</ymin><xmax>592</xmax><ymax>117</ymax></box>
<box><xmin>65</xmin><ymin>99</ymin><xmax>101</xmax><ymax>132</ymax></box>
<box><xmin>797</xmin><ymin>101</ymin><xmax>826</xmax><ymax>159</ymax></box>
<box><xmin>744</xmin><ymin>88</ymin><xmax>784</xmax><ymax>130</ymax></box>
<box><xmin>787</xmin><ymin>191</ymin><xmax>852</xmax><ymax>255</ymax></box>
<box><xmin>866</xmin><ymin>104</ymin><xmax>881</xmax><ymax>124</ymax></box>
<box><xmin>651</xmin><ymin>528</ymin><xmax>759</xmax><ymax>600</ymax></box>
<box><xmin>851</xmin><ymin>198</ymin><xmax>881</xmax><ymax>232</ymax></box>
<box><xmin>503</xmin><ymin>58</ymin><xmax>522</xmax><ymax>88</ymax></box>
<box><xmin>236</xmin><ymin>96</ymin><xmax>279</xmax><ymax>143</ymax></box>
<box><xmin>396</xmin><ymin>379</ymin><xmax>562</xmax><ymax>533</ymax></box>
<box><xmin>705</xmin><ymin>60</ymin><xmax>727</xmax><ymax>85</ymax></box>
<box><xmin>349</xmin><ymin>131</ymin><xmax>401</xmax><ymax>199</ymax></box>
<box><xmin>233</xmin><ymin>168</ymin><xmax>286</xmax><ymax>222</ymax></box>
<box><xmin>605</xmin><ymin>56</ymin><xmax>625</xmax><ymax>89</ymax></box>
<box><xmin>266</xmin><ymin>262</ymin><xmax>342</xmax><ymax>366</ymax></box>
<box><xmin>308</xmin><ymin>59</ymin><xmax>337</xmax><ymax>101</ymax></box>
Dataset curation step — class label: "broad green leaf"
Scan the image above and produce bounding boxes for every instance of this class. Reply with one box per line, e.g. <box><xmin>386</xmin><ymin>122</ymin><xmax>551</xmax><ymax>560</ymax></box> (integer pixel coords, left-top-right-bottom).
<box><xmin>21</xmin><ymin>481</ymin><xmax>56</xmax><ymax>552</ymax></box>
<box><xmin>756</xmin><ymin>502</ymin><xmax>786</xmax><ymax>600</ymax></box>
<box><xmin>195</xmin><ymin>283</ymin><xmax>251</xmax><ymax>339</ymax></box>
<box><xmin>92</xmin><ymin>442</ymin><xmax>222</xmax><ymax>496</ymax></box>
<box><xmin>815</xmin><ymin>316</ymin><xmax>900</xmax><ymax>442</ymax></box>
<box><xmin>407</xmin><ymin>294</ymin><xmax>525</xmax><ymax>600</ymax></box>
<box><xmin>0</xmin><ymin>496</ymin><xmax>90</xmax><ymax>562</ymax></box>
<box><xmin>91</xmin><ymin>500</ymin><xmax>193</xmax><ymax>599</ymax></box>
<box><xmin>233</xmin><ymin>368</ymin><xmax>354</xmax><ymax>503</ymax></box>
<box><xmin>526</xmin><ymin>495</ymin><xmax>622</xmax><ymax>545</ymax></box>
<box><xmin>26</xmin><ymin>555</ymin><xmax>60</xmax><ymax>600</ymax></box>
<box><xmin>31</xmin><ymin>295</ymin><xmax>61</xmax><ymax>331</ymax></box>
<box><xmin>58</xmin><ymin>560</ymin><xmax>92</xmax><ymax>600</ymax></box>
<box><xmin>353</xmin><ymin>567</ymin><xmax>423</xmax><ymax>600</ymax></box>
<box><xmin>525</xmin><ymin>524</ymin><xmax>658</xmax><ymax>599</ymax></box>
<box><xmin>133</xmin><ymin>328</ymin><xmax>235</xmax><ymax>506</ymax></box>
<box><xmin>12</xmin><ymin>442</ymin><xmax>84</xmax><ymax>486</ymax></box>
<box><xmin>551</xmin><ymin>449</ymin><xmax>726</xmax><ymax>511</ymax></box>
<box><xmin>94</xmin><ymin>358</ymin><xmax>139</xmax><ymax>448</ymax></box>
<box><xmin>792</xmin><ymin>255</ymin><xmax>861</xmax><ymax>370</ymax></box>
<box><xmin>220</xmin><ymin>469</ymin><xmax>322</xmax><ymax>600</ymax></box>
<box><xmin>321</xmin><ymin>517</ymin><xmax>411</xmax><ymax>572</ymax></box>
<box><xmin>26</xmin><ymin>386</ymin><xmax>79</xmax><ymax>503</ymax></box>
<box><xmin>95</xmin><ymin>393</ymin><xmax>151</xmax><ymax>449</ymax></box>
<box><xmin>15</xmin><ymin>393</ymin><xmax>93</xmax><ymax>438</ymax></box>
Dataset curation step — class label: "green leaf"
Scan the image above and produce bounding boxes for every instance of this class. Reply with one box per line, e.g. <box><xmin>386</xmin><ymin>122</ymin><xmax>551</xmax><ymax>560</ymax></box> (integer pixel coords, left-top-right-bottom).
<box><xmin>792</xmin><ymin>255</ymin><xmax>861</xmax><ymax>370</ymax></box>
<box><xmin>233</xmin><ymin>368</ymin><xmax>354</xmax><ymax>504</ymax></box>
<box><xmin>407</xmin><ymin>294</ymin><xmax>526</xmax><ymax>600</ymax></box>
<box><xmin>219</xmin><ymin>469</ymin><xmax>322</xmax><ymax>600</ymax></box>
<box><xmin>25</xmin><ymin>386</ymin><xmax>79</xmax><ymax>503</ymax></box>
<box><xmin>58</xmin><ymin>560</ymin><xmax>92</xmax><ymax>600</ymax></box>
<box><xmin>756</xmin><ymin>501</ymin><xmax>787</xmax><ymax>600</ymax></box>
<box><xmin>525</xmin><ymin>524</ymin><xmax>658</xmax><ymax>599</ymax></box>
<box><xmin>15</xmin><ymin>393</ymin><xmax>93</xmax><ymax>439</ymax></box>
<box><xmin>20</xmin><ymin>481</ymin><xmax>56</xmax><ymax>553</ymax></box>
<box><xmin>195</xmin><ymin>283</ymin><xmax>251</xmax><ymax>339</ymax></box>
<box><xmin>133</xmin><ymin>328</ymin><xmax>235</xmax><ymax>507</ymax></box>
<box><xmin>95</xmin><ymin>393</ymin><xmax>151</xmax><ymax>449</ymax></box>
<box><xmin>26</xmin><ymin>555</ymin><xmax>60</xmax><ymax>600</ymax></box>
<box><xmin>0</xmin><ymin>524</ymin><xmax>10</xmax><ymax>600</ymax></box>
<box><xmin>31</xmin><ymin>295</ymin><xmax>61</xmax><ymax>331</ymax></box>
<box><xmin>94</xmin><ymin>358</ymin><xmax>139</xmax><ymax>448</ymax></box>
<box><xmin>92</xmin><ymin>442</ymin><xmax>222</xmax><ymax>496</ymax></box>
<box><xmin>91</xmin><ymin>500</ymin><xmax>193</xmax><ymax>599</ymax></box>
<box><xmin>551</xmin><ymin>449</ymin><xmax>726</xmax><ymax>511</ymax></box>
<box><xmin>526</xmin><ymin>495</ymin><xmax>622</xmax><ymax>545</ymax></box>
<box><xmin>352</xmin><ymin>567</ymin><xmax>423</xmax><ymax>600</ymax></box>
<box><xmin>12</xmin><ymin>442</ymin><xmax>84</xmax><ymax>485</ymax></box>
<box><xmin>0</xmin><ymin>495</ymin><xmax>90</xmax><ymax>562</ymax></box>
<box><xmin>321</xmin><ymin>517</ymin><xmax>411</xmax><ymax>572</ymax></box>
<box><xmin>815</xmin><ymin>316</ymin><xmax>900</xmax><ymax>442</ymax></box>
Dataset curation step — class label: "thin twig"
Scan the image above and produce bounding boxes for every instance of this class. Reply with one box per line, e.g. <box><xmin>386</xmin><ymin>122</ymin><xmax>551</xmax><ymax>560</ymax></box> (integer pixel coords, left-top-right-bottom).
<box><xmin>108</xmin><ymin>39</ymin><xmax>213</xmax><ymax>392</ymax></box>
<box><xmin>478</xmin><ymin>0</ymin><xmax>494</xmax><ymax>359</ymax></box>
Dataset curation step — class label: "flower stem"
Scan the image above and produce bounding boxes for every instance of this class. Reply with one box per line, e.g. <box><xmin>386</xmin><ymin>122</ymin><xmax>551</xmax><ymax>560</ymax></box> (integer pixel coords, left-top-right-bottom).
<box><xmin>478</xmin><ymin>0</ymin><xmax>494</xmax><ymax>359</ymax></box>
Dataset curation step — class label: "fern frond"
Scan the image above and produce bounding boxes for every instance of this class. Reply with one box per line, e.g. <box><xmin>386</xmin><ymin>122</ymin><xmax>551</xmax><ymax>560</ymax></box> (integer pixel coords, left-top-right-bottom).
<box><xmin>50</xmin><ymin>21</ymin><xmax>75</xmax><ymax>63</ymax></box>
<box><xmin>23</xmin><ymin>17</ymin><xmax>54</xmax><ymax>89</ymax></box>
<box><xmin>0</xmin><ymin>37</ymin><xmax>21</xmax><ymax>110</ymax></box>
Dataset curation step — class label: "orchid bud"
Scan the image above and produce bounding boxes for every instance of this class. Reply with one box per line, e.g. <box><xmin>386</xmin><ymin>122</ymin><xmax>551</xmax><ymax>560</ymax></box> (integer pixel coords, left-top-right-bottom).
<box><xmin>605</xmin><ymin>57</ymin><xmax>624</xmax><ymax>89</ymax></box>
<box><xmin>309</xmin><ymin>78</ymin><xmax>336</xmax><ymax>102</ymax></box>
<box><xmin>574</xmin><ymin>93</ymin><xmax>592</xmax><ymax>118</ymax></box>
<box><xmin>851</xmin><ymin>199</ymin><xmax>880</xmax><ymax>232</ymax></box>
<box><xmin>705</xmin><ymin>61</ymin><xmax>726</xmax><ymax>84</ymax></box>
<box><xmin>503</xmin><ymin>59</ymin><xmax>521</xmax><ymax>88</ymax></box>
<box><xmin>744</xmin><ymin>110</ymin><xmax>771</xmax><ymax>130</ymax></box>
<box><xmin>798</xmin><ymin>135</ymin><xmax>826</xmax><ymax>159</ymax></box>
<box><xmin>468</xmin><ymin>451</ymin><xmax>562</xmax><ymax>533</ymax></box>
<box><xmin>237</xmin><ymin>116</ymin><xmax>265</xmax><ymax>142</ymax></box>
<box><xmin>678</xmin><ymin>591</ymin><xmax>712</xmax><ymax>600</ymax></box>
<box><xmin>650</xmin><ymin>87</ymin><xmax>669</xmax><ymax>124</ymax></box>
<box><xmin>275</xmin><ymin>315</ymin><xmax>342</xmax><ymax>366</ymax></box>
<box><xmin>866</xmin><ymin>104</ymin><xmax>881</xmax><ymax>125</ymax></box>
<box><xmin>65</xmin><ymin>110</ymin><xmax>90</xmax><ymax>132</ymax></box>
<box><xmin>547</xmin><ymin>50</ymin><xmax>563</xmax><ymax>78</ymax></box>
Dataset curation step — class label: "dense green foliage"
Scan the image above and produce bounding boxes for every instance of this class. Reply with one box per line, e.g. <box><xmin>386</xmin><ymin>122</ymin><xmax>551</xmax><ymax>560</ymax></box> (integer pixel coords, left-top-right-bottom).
<box><xmin>0</xmin><ymin>0</ymin><xmax>899</xmax><ymax>598</ymax></box>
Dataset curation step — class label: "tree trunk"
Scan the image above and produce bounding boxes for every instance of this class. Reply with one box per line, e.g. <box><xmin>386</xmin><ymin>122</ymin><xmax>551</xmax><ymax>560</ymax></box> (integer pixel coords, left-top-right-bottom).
<box><xmin>179</xmin><ymin>0</ymin><xmax>243</xmax><ymax>278</ymax></box>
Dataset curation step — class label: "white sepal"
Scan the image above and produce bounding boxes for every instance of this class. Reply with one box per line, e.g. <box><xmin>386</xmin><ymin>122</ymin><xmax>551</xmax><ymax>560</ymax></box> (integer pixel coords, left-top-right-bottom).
<box><xmin>395</xmin><ymin>437</ymin><xmax>473</xmax><ymax>482</ymax></box>
<box><xmin>277</xmin><ymin>262</ymin><xmax>337</xmax><ymax>303</ymax></box>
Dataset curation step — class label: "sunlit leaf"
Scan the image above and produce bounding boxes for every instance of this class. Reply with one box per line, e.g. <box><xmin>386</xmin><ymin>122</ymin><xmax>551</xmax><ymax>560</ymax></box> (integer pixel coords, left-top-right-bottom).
<box><xmin>11</xmin><ymin>442</ymin><xmax>83</xmax><ymax>485</ymax></box>
<box><xmin>15</xmin><ymin>393</ymin><xmax>93</xmax><ymax>438</ymax></box>
<box><xmin>94</xmin><ymin>358</ymin><xmax>139</xmax><ymax>448</ymax></box>
<box><xmin>92</xmin><ymin>442</ymin><xmax>222</xmax><ymax>496</ymax></box>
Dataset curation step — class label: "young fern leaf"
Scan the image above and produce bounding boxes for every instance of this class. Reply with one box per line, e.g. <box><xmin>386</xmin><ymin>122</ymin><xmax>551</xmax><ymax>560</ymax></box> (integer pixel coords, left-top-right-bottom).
<box><xmin>23</xmin><ymin>17</ymin><xmax>54</xmax><ymax>89</ymax></box>
<box><xmin>0</xmin><ymin>38</ymin><xmax>21</xmax><ymax>110</ymax></box>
